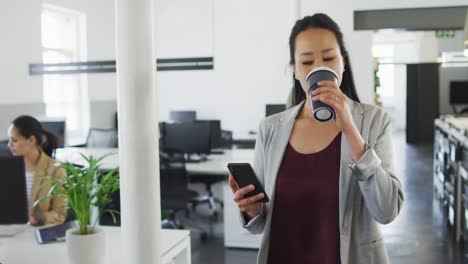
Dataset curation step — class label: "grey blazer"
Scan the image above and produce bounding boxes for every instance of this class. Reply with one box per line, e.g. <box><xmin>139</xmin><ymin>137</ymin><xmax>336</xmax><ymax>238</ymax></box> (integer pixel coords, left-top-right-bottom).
<box><xmin>241</xmin><ymin>99</ymin><xmax>404</xmax><ymax>264</ymax></box>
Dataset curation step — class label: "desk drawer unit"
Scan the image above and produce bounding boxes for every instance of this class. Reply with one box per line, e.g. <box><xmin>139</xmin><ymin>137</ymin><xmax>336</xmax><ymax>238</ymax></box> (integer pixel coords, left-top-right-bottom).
<box><xmin>461</xmin><ymin>154</ymin><xmax>468</xmax><ymax>237</ymax></box>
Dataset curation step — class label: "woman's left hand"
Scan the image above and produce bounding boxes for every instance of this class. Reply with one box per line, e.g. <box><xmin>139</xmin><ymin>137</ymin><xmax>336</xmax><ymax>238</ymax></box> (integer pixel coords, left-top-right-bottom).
<box><xmin>310</xmin><ymin>80</ymin><xmax>356</xmax><ymax>133</ymax></box>
<box><xmin>29</xmin><ymin>215</ymin><xmax>38</xmax><ymax>225</ymax></box>
<box><xmin>29</xmin><ymin>212</ymin><xmax>45</xmax><ymax>226</ymax></box>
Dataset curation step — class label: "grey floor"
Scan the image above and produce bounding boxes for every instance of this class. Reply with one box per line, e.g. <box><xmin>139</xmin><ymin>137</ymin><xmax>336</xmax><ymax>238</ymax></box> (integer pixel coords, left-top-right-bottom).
<box><xmin>175</xmin><ymin>132</ymin><xmax>468</xmax><ymax>264</ymax></box>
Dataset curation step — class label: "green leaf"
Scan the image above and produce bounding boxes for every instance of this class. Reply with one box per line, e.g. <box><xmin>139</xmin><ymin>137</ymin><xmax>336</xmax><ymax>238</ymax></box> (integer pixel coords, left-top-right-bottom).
<box><xmin>35</xmin><ymin>153</ymin><xmax>120</xmax><ymax>235</ymax></box>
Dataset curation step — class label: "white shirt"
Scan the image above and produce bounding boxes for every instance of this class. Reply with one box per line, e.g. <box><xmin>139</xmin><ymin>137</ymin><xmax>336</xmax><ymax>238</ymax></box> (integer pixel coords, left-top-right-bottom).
<box><xmin>25</xmin><ymin>171</ymin><xmax>35</xmax><ymax>203</ymax></box>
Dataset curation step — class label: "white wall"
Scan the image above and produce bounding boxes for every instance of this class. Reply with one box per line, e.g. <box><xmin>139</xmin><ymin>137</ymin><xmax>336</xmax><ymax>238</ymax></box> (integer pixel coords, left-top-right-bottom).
<box><xmin>1</xmin><ymin>0</ymin><xmax>467</xmax><ymax>136</ymax></box>
<box><xmin>43</xmin><ymin>0</ymin><xmax>291</xmax><ymax>135</ymax></box>
<box><xmin>200</xmin><ymin>0</ymin><xmax>292</xmax><ymax>133</ymax></box>
<box><xmin>0</xmin><ymin>0</ymin><xmax>43</xmax><ymax>104</ymax></box>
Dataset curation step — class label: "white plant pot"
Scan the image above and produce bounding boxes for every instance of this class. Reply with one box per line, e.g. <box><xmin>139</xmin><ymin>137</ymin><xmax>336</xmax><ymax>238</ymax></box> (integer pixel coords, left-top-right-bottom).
<box><xmin>66</xmin><ymin>227</ymin><xmax>106</xmax><ymax>264</ymax></box>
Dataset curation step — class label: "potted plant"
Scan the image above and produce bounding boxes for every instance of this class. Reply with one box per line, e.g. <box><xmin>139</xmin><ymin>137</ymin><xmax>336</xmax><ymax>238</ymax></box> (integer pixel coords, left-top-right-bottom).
<box><xmin>34</xmin><ymin>153</ymin><xmax>120</xmax><ymax>264</ymax></box>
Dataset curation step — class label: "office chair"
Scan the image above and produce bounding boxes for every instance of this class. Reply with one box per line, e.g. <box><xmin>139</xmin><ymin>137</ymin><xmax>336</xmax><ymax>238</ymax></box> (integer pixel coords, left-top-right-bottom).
<box><xmin>99</xmin><ymin>153</ymin><xmax>209</xmax><ymax>241</ymax></box>
<box><xmin>160</xmin><ymin>162</ymin><xmax>194</xmax><ymax>227</ymax></box>
<box><xmin>187</xmin><ymin>130</ymin><xmax>231</xmax><ymax>220</ymax></box>
<box><xmin>159</xmin><ymin>152</ymin><xmax>209</xmax><ymax>241</ymax></box>
<box><xmin>221</xmin><ymin>130</ymin><xmax>233</xmax><ymax>149</ymax></box>
<box><xmin>85</xmin><ymin>128</ymin><xmax>118</xmax><ymax>148</ymax></box>
<box><xmin>190</xmin><ymin>174</ymin><xmax>224</xmax><ymax>221</ymax></box>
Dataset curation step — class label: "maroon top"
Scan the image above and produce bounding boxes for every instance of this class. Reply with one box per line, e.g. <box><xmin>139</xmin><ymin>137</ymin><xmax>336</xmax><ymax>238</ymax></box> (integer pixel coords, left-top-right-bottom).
<box><xmin>267</xmin><ymin>133</ymin><xmax>341</xmax><ymax>264</ymax></box>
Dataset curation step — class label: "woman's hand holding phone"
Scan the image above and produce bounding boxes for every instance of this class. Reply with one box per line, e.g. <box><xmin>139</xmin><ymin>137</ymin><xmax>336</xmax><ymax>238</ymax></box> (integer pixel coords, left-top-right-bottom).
<box><xmin>229</xmin><ymin>175</ymin><xmax>264</xmax><ymax>220</ymax></box>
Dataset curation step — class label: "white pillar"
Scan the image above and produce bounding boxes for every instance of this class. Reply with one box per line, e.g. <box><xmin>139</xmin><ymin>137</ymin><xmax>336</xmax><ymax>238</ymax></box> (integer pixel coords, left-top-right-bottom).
<box><xmin>290</xmin><ymin>0</ymin><xmax>301</xmax><ymax>26</ymax></box>
<box><xmin>115</xmin><ymin>0</ymin><xmax>161</xmax><ymax>263</ymax></box>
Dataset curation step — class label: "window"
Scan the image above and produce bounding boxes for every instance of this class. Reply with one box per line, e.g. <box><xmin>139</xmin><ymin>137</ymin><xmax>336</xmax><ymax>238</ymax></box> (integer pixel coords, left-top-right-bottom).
<box><xmin>41</xmin><ymin>4</ymin><xmax>89</xmax><ymax>144</ymax></box>
<box><xmin>372</xmin><ymin>44</ymin><xmax>395</xmax><ymax>98</ymax></box>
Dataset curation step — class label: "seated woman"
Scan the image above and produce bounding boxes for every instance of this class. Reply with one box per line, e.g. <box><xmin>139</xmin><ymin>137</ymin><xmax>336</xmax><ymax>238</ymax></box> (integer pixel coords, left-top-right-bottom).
<box><xmin>7</xmin><ymin>115</ymin><xmax>67</xmax><ymax>225</ymax></box>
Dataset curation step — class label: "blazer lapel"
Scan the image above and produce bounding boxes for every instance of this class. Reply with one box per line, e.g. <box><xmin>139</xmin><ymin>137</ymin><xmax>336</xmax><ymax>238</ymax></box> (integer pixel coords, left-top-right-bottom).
<box><xmin>339</xmin><ymin>98</ymin><xmax>364</xmax><ymax>230</ymax></box>
<box><xmin>29</xmin><ymin>152</ymin><xmax>50</xmax><ymax>213</ymax></box>
<box><xmin>266</xmin><ymin>102</ymin><xmax>304</xmax><ymax>195</ymax></box>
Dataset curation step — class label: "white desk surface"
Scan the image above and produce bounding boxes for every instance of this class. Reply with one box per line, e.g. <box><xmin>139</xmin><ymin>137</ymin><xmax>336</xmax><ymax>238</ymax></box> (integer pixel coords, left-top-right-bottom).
<box><xmin>55</xmin><ymin>148</ymin><xmax>255</xmax><ymax>176</ymax></box>
<box><xmin>0</xmin><ymin>226</ymin><xmax>190</xmax><ymax>264</ymax></box>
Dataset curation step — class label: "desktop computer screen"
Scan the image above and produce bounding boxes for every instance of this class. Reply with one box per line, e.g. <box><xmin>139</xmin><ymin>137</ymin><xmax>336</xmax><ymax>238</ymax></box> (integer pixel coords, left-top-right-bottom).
<box><xmin>0</xmin><ymin>140</ymin><xmax>12</xmax><ymax>157</ymax></box>
<box><xmin>169</xmin><ymin>110</ymin><xmax>197</xmax><ymax>122</ymax></box>
<box><xmin>0</xmin><ymin>156</ymin><xmax>28</xmax><ymax>224</ymax></box>
<box><xmin>40</xmin><ymin>120</ymin><xmax>66</xmax><ymax>148</ymax></box>
<box><xmin>266</xmin><ymin>104</ymin><xmax>286</xmax><ymax>117</ymax></box>
<box><xmin>450</xmin><ymin>81</ymin><xmax>468</xmax><ymax>104</ymax></box>
<box><xmin>163</xmin><ymin>121</ymin><xmax>211</xmax><ymax>157</ymax></box>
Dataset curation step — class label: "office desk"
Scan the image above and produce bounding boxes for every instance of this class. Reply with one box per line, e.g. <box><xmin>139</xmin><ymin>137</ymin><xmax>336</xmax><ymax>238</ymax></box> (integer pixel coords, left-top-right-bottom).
<box><xmin>232</xmin><ymin>132</ymin><xmax>256</xmax><ymax>148</ymax></box>
<box><xmin>55</xmin><ymin>148</ymin><xmax>255</xmax><ymax>176</ymax></box>
<box><xmin>0</xmin><ymin>226</ymin><xmax>191</xmax><ymax>264</ymax></box>
<box><xmin>55</xmin><ymin>148</ymin><xmax>259</xmax><ymax>249</ymax></box>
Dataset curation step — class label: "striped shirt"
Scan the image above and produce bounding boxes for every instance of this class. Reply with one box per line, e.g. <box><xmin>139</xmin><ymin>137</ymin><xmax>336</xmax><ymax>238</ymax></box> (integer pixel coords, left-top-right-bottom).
<box><xmin>25</xmin><ymin>171</ymin><xmax>35</xmax><ymax>203</ymax></box>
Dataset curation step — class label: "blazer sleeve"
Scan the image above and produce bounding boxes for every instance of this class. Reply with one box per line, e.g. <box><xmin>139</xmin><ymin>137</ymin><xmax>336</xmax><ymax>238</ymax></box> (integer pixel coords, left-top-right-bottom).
<box><xmin>239</xmin><ymin>120</ymin><xmax>267</xmax><ymax>234</ymax></box>
<box><xmin>349</xmin><ymin>113</ymin><xmax>404</xmax><ymax>224</ymax></box>
<box><xmin>42</xmin><ymin>167</ymin><xmax>68</xmax><ymax>225</ymax></box>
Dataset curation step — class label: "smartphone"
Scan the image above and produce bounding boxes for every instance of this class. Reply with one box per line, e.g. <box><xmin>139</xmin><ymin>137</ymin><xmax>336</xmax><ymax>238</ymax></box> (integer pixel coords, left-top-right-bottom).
<box><xmin>227</xmin><ymin>163</ymin><xmax>269</xmax><ymax>203</ymax></box>
<box><xmin>35</xmin><ymin>221</ymin><xmax>76</xmax><ymax>244</ymax></box>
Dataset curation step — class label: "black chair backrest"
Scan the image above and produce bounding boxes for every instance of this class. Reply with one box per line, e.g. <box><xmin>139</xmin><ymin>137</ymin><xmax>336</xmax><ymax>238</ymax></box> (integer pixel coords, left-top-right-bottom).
<box><xmin>86</xmin><ymin>128</ymin><xmax>118</xmax><ymax>148</ymax></box>
<box><xmin>160</xmin><ymin>161</ymin><xmax>191</xmax><ymax>210</ymax></box>
<box><xmin>221</xmin><ymin>130</ymin><xmax>233</xmax><ymax>149</ymax></box>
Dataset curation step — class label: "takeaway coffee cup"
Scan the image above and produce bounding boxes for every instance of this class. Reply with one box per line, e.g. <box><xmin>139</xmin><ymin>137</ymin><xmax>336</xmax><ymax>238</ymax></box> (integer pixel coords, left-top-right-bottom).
<box><xmin>306</xmin><ymin>66</ymin><xmax>338</xmax><ymax>122</ymax></box>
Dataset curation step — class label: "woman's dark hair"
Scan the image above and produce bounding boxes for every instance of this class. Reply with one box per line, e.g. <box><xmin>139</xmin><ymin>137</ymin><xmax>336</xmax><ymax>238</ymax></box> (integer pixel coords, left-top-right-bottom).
<box><xmin>289</xmin><ymin>13</ymin><xmax>360</xmax><ymax>106</ymax></box>
<box><xmin>12</xmin><ymin>115</ymin><xmax>59</xmax><ymax>157</ymax></box>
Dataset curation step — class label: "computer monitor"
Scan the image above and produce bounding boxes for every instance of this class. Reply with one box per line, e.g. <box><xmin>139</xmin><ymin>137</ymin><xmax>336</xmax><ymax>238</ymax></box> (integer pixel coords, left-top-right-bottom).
<box><xmin>0</xmin><ymin>156</ymin><xmax>28</xmax><ymax>224</ymax></box>
<box><xmin>0</xmin><ymin>140</ymin><xmax>12</xmax><ymax>157</ymax></box>
<box><xmin>169</xmin><ymin>110</ymin><xmax>197</xmax><ymax>122</ymax></box>
<box><xmin>40</xmin><ymin>120</ymin><xmax>66</xmax><ymax>148</ymax></box>
<box><xmin>196</xmin><ymin>120</ymin><xmax>222</xmax><ymax>150</ymax></box>
<box><xmin>163</xmin><ymin>122</ymin><xmax>211</xmax><ymax>159</ymax></box>
<box><xmin>266</xmin><ymin>104</ymin><xmax>286</xmax><ymax>117</ymax></box>
<box><xmin>450</xmin><ymin>81</ymin><xmax>468</xmax><ymax>104</ymax></box>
